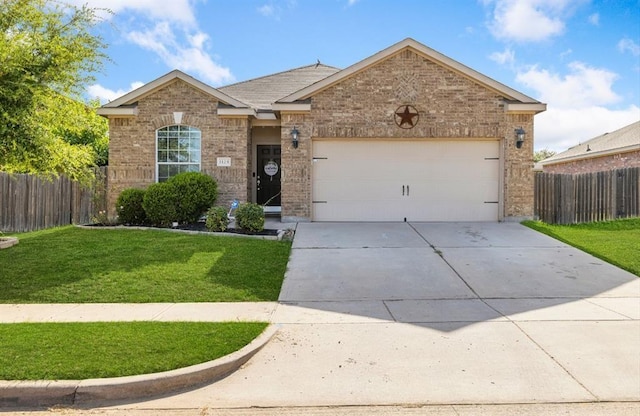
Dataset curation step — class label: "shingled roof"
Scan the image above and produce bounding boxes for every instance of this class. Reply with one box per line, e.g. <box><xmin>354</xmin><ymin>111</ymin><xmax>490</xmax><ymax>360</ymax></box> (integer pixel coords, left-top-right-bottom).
<box><xmin>541</xmin><ymin>120</ymin><xmax>640</xmax><ymax>166</ymax></box>
<box><xmin>218</xmin><ymin>63</ymin><xmax>340</xmax><ymax>111</ymax></box>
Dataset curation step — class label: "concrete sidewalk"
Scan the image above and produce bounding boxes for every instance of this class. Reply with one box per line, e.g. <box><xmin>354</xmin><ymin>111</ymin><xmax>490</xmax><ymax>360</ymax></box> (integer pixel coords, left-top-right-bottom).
<box><xmin>1</xmin><ymin>222</ymin><xmax>639</xmax><ymax>412</ymax></box>
<box><xmin>0</xmin><ymin>302</ymin><xmax>279</xmax><ymax>323</ymax></box>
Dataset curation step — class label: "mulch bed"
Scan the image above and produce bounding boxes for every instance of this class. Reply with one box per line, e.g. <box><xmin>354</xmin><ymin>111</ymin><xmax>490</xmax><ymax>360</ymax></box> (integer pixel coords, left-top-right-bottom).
<box><xmin>175</xmin><ymin>222</ymin><xmax>279</xmax><ymax>236</ymax></box>
<box><xmin>85</xmin><ymin>222</ymin><xmax>280</xmax><ymax>237</ymax></box>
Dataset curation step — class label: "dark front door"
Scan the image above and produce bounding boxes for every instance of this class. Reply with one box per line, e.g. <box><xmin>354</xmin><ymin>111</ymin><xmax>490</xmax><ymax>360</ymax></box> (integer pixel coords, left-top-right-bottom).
<box><xmin>257</xmin><ymin>145</ymin><xmax>281</xmax><ymax>206</ymax></box>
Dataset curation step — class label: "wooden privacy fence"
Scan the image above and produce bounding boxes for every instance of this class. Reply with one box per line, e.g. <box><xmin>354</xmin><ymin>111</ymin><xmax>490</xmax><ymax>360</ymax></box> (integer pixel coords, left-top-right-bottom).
<box><xmin>0</xmin><ymin>168</ymin><xmax>108</xmax><ymax>233</ymax></box>
<box><xmin>535</xmin><ymin>167</ymin><xmax>640</xmax><ymax>224</ymax></box>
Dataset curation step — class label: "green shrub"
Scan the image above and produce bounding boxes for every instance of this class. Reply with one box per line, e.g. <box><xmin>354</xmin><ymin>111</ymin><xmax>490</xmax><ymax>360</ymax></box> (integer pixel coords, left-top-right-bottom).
<box><xmin>168</xmin><ymin>172</ymin><xmax>218</xmax><ymax>223</ymax></box>
<box><xmin>142</xmin><ymin>182</ymin><xmax>179</xmax><ymax>227</ymax></box>
<box><xmin>116</xmin><ymin>188</ymin><xmax>147</xmax><ymax>225</ymax></box>
<box><xmin>205</xmin><ymin>206</ymin><xmax>230</xmax><ymax>232</ymax></box>
<box><xmin>235</xmin><ymin>203</ymin><xmax>264</xmax><ymax>233</ymax></box>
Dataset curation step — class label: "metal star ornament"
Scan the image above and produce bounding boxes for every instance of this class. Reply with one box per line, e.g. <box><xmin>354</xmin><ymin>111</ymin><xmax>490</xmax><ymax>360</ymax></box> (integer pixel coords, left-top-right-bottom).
<box><xmin>394</xmin><ymin>105</ymin><xmax>419</xmax><ymax>129</ymax></box>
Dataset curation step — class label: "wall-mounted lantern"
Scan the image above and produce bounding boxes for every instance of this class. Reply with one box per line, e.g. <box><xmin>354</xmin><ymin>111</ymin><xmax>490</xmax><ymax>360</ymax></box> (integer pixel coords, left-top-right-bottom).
<box><xmin>290</xmin><ymin>126</ymin><xmax>299</xmax><ymax>149</ymax></box>
<box><xmin>515</xmin><ymin>127</ymin><xmax>526</xmax><ymax>149</ymax></box>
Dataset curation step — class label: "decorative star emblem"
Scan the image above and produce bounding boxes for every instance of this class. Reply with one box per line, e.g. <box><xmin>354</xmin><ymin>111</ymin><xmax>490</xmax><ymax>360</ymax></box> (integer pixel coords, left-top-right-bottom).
<box><xmin>394</xmin><ymin>105</ymin><xmax>419</xmax><ymax>129</ymax></box>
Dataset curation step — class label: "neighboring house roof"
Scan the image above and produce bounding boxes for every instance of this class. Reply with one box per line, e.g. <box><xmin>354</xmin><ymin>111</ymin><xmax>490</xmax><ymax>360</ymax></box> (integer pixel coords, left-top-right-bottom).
<box><xmin>277</xmin><ymin>38</ymin><xmax>546</xmax><ymax>113</ymax></box>
<box><xmin>219</xmin><ymin>64</ymin><xmax>340</xmax><ymax>111</ymax></box>
<box><xmin>541</xmin><ymin>120</ymin><xmax>640</xmax><ymax>166</ymax></box>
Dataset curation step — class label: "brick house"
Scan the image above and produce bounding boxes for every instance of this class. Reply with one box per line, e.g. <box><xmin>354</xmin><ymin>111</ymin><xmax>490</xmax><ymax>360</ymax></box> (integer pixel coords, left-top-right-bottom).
<box><xmin>540</xmin><ymin>121</ymin><xmax>640</xmax><ymax>174</ymax></box>
<box><xmin>98</xmin><ymin>38</ymin><xmax>546</xmax><ymax>222</ymax></box>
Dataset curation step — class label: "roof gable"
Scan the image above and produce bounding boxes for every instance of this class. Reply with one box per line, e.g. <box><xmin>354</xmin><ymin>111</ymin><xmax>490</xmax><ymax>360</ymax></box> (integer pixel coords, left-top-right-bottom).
<box><xmin>100</xmin><ymin>70</ymin><xmax>249</xmax><ymax>109</ymax></box>
<box><xmin>278</xmin><ymin>38</ymin><xmax>543</xmax><ymax>108</ymax></box>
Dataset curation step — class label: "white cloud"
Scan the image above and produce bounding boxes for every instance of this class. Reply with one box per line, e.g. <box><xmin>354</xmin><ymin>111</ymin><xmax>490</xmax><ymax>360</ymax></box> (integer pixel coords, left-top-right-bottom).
<box><xmin>66</xmin><ymin>0</ymin><xmax>234</xmax><ymax>85</ymax></box>
<box><xmin>483</xmin><ymin>0</ymin><xmax>579</xmax><ymax>42</ymax></box>
<box><xmin>516</xmin><ymin>61</ymin><xmax>620</xmax><ymax>108</ymax></box>
<box><xmin>64</xmin><ymin>0</ymin><xmax>197</xmax><ymax>25</ymax></box>
<box><xmin>88</xmin><ymin>81</ymin><xmax>145</xmax><ymax>103</ymax></box>
<box><xmin>257</xmin><ymin>4</ymin><xmax>276</xmax><ymax>17</ymax></box>
<box><xmin>515</xmin><ymin>61</ymin><xmax>639</xmax><ymax>151</ymax></box>
<box><xmin>618</xmin><ymin>38</ymin><xmax>640</xmax><ymax>57</ymax></box>
<box><xmin>588</xmin><ymin>12</ymin><xmax>599</xmax><ymax>25</ymax></box>
<box><xmin>489</xmin><ymin>48</ymin><xmax>515</xmax><ymax>66</ymax></box>
<box><xmin>126</xmin><ymin>23</ymin><xmax>234</xmax><ymax>85</ymax></box>
<box><xmin>559</xmin><ymin>48</ymin><xmax>572</xmax><ymax>60</ymax></box>
<box><xmin>534</xmin><ymin>105</ymin><xmax>640</xmax><ymax>151</ymax></box>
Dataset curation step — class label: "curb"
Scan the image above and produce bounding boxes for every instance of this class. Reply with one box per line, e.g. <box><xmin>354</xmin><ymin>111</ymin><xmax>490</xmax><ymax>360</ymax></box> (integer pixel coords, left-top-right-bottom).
<box><xmin>0</xmin><ymin>324</ymin><xmax>279</xmax><ymax>408</ymax></box>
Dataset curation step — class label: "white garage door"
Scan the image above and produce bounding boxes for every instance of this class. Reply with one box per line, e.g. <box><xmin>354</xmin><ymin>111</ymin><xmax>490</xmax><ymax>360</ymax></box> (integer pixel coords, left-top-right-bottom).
<box><xmin>312</xmin><ymin>140</ymin><xmax>500</xmax><ymax>222</ymax></box>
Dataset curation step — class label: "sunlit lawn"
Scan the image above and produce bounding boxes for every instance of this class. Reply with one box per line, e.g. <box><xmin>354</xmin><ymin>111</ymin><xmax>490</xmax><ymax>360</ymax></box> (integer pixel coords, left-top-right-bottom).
<box><xmin>523</xmin><ymin>218</ymin><xmax>640</xmax><ymax>277</ymax></box>
<box><xmin>1</xmin><ymin>226</ymin><xmax>291</xmax><ymax>303</ymax></box>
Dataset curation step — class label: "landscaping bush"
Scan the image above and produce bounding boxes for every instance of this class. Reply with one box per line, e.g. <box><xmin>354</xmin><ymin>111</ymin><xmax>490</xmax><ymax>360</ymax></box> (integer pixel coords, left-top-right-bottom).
<box><xmin>205</xmin><ymin>206</ymin><xmax>230</xmax><ymax>232</ymax></box>
<box><xmin>116</xmin><ymin>188</ymin><xmax>147</xmax><ymax>225</ymax></box>
<box><xmin>142</xmin><ymin>182</ymin><xmax>179</xmax><ymax>227</ymax></box>
<box><xmin>168</xmin><ymin>172</ymin><xmax>218</xmax><ymax>223</ymax></box>
<box><xmin>235</xmin><ymin>203</ymin><xmax>265</xmax><ymax>233</ymax></box>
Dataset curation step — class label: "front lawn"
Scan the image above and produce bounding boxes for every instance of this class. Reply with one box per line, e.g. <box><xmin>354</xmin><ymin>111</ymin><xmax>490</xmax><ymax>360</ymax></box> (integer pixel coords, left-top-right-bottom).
<box><xmin>0</xmin><ymin>321</ymin><xmax>267</xmax><ymax>380</ymax></box>
<box><xmin>0</xmin><ymin>226</ymin><xmax>291</xmax><ymax>303</ymax></box>
<box><xmin>523</xmin><ymin>218</ymin><xmax>640</xmax><ymax>277</ymax></box>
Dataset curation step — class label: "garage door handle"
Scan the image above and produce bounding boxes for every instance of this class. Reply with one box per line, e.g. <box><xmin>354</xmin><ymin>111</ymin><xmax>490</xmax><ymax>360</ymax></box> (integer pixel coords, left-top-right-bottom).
<box><xmin>402</xmin><ymin>185</ymin><xmax>405</xmax><ymax>196</ymax></box>
<box><xmin>407</xmin><ymin>185</ymin><xmax>410</xmax><ymax>196</ymax></box>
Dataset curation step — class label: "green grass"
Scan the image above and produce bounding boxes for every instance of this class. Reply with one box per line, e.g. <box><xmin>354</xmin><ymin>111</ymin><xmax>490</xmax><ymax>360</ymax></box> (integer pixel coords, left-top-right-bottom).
<box><xmin>0</xmin><ymin>321</ymin><xmax>268</xmax><ymax>380</ymax></box>
<box><xmin>1</xmin><ymin>226</ymin><xmax>291</xmax><ymax>303</ymax></box>
<box><xmin>523</xmin><ymin>218</ymin><xmax>640</xmax><ymax>277</ymax></box>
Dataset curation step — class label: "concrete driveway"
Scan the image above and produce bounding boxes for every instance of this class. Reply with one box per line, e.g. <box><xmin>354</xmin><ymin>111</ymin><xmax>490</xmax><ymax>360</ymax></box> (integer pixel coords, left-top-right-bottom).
<box><xmin>114</xmin><ymin>222</ymin><xmax>640</xmax><ymax>410</ymax></box>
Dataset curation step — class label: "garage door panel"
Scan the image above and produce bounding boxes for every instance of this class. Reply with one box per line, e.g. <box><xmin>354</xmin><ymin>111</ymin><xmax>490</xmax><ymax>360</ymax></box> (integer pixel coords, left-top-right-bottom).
<box><xmin>313</xmin><ymin>179</ymin><xmax>400</xmax><ymax>202</ymax></box>
<box><xmin>404</xmin><ymin>202</ymin><xmax>498</xmax><ymax>222</ymax></box>
<box><xmin>312</xmin><ymin>140</ymin><xmax>500</xmax><ymax>222</ymax></box>
<box><xmin>314</xmin><ymin>201</ymin><xmax>404</xmax><ymax>222</ymax></box>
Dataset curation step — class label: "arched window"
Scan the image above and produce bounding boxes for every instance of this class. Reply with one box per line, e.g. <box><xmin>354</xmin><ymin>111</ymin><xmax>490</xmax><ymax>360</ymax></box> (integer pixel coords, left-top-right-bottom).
<box><xmin>156</xmin><ymin>125</ymin><xmax>201</xmax><ymax>182</ymax></box>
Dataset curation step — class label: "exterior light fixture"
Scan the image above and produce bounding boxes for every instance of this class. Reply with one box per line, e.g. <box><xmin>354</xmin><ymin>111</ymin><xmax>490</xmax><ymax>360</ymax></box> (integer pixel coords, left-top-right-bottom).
<box><xmin>291</xmin><ymin>126</ymin><xmax>299</xmax><ymax>149</ymax></box>
<box><xmin>515</xmin><ymin>127</ymin><xmax>526</xmax><ymax>149</ymax></box>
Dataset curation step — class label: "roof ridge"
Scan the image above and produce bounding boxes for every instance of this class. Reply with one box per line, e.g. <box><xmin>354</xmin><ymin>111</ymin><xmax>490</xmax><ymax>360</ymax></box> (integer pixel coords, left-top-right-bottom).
<box><xmin>219</xmin><ymin>63</ymin><xmax>340</xmax><ymax>90</ymax></box>
<box><xmin>582</xmin><ymin>120</ymin><xmax>640</xmax><ymax>145</ymax></box>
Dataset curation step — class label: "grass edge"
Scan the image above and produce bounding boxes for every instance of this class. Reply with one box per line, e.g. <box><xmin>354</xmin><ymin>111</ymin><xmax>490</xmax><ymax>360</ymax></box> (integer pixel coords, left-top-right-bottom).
<box><xmin>521</xmin><ymin>219</ymin><xmax>639</xmax><ymax>277</ymax></box>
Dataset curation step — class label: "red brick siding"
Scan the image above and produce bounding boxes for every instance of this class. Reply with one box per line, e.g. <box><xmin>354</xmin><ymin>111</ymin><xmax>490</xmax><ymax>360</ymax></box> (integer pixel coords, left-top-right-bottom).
<box><xmin>543</xmin><ymin>150</ymin><xmax>640</xmax><ymax>174</ymax></box>
<box><xmin>106</xmin><ymin>80</ymin><xmax>249</xmax><ymax>217</ymax></box>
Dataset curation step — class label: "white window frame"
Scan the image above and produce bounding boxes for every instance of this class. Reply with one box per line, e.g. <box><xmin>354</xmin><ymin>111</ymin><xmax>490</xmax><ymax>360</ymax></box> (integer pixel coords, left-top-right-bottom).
<box><xmin>156</xmin><ymin>125</ymin><xmax>201</xmax><ymax>182</ymax></box>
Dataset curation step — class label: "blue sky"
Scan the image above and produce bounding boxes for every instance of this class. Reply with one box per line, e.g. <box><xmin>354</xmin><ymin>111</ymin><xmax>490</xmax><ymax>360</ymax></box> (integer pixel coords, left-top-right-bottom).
<box><xmin>72</xmin><ymin>0</ymin><xmax>639</xmax><ymax>152</ymax></box>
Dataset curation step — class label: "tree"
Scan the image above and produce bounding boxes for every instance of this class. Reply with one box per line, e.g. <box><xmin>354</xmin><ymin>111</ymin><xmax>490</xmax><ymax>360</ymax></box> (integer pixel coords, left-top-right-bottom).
<box><xmin>534</xmin><ymin>148</ymin><xmax>557</xmax><ymax>163</ymax></box>
<box><xmin>0</xmin><ymin>0</ymin><xmax>108</xmax><ymax>183</ymax></box>
<box><xmin>42</xmin><ymin>94</ymin><xmax>109</xmax><ymax>166</ymax></box>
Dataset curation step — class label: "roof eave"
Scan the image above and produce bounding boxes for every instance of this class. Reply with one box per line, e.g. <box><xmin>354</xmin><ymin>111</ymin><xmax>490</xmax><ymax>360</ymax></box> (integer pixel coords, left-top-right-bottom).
<box><xmin>216</xmin><ymin>107</ymin><xmax>256</xmax><ymax>117</ymax></box>
<box><xmin>96</xmin><ymin>107</ymin><xmax>138</xmax><ymax>117</ymax></box>
<box><xmin>505</xmin><ymin>102</ymin><xmax>547</xmax><ymax>114</ymax></box>
<box><xmin>541</xmin><ymin>144</ymin><xmax>640</xmax><ymax>165</ymax></box>
<box><xmin>271</xmin><ymin>102</ymin><xmax>311</xmax><ymax>112</ymax></box>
